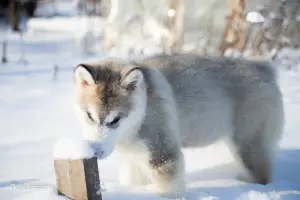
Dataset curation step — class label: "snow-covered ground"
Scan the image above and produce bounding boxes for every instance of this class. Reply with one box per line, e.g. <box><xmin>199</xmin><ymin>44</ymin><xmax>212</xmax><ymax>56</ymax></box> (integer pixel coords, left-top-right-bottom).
<box><xmin>1</xmin><ymin>12</ymin><xmax>300</xmax><ymax>200</ymax></box>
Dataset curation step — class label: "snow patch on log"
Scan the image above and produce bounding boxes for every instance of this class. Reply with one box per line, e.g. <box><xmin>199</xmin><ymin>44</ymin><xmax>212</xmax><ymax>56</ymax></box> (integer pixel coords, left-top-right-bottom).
<box><xmin>53</xmin><ymin>137</ymin><xmax>95</xmax><ymax>160</ymax></box>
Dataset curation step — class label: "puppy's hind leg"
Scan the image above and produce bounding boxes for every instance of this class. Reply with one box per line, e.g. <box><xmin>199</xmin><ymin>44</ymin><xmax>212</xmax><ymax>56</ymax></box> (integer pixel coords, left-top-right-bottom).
<box><xmin>228</xmin><ymin>116</ymin><xmax>282</xmax><ymax>185</ymax></box>
<box><xmin>229</xmin><ymin>133</ymin><xmax>272</xmax><ymax>184</ymax></box>
<box><xmin>229</xmin><ymin>95</ymin><xmax>283</xmax><ymax>185</ymax></box>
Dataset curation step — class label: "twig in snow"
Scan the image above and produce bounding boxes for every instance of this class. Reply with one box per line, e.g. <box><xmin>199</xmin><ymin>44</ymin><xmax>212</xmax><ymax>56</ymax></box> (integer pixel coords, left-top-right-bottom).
<box><xmin>1</xmin><ymin>40</ymin><xmax>7</xmax><ymax>64</ymax></box>
<box><xmin>52</xmin><ymin>65</ymin><xmax>59</xmax><ymax>80</ymax></box>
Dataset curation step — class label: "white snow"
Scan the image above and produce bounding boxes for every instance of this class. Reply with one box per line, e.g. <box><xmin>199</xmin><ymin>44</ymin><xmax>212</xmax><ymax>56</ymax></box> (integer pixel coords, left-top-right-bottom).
<box><xmin>168</xmin><ymin>9</ymin><xmax>176</xmax><ymax>18</ymax></box>
<box><xmin>1</xmin><ymin>5</ymin><xmax>300</xmax><ymax>200</ymax></box>
<box><xmin>246</xmin><ymin>11</ymin><xmax>265</xmax><ymax>23</ymax></box>
<box><xmin>53</xmin><ymin>137</ymin><xmax>95</xmax><ymax>160</ymax></box>
<box><xmin>27</xmin><ymin>16</ymin><xmax>104</xmax><ymax>34</ymax></box>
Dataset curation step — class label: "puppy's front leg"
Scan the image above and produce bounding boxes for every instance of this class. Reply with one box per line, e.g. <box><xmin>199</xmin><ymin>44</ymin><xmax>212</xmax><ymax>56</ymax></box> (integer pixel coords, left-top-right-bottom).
<box><xmin>148</xmin><ymin>150</ymin><xmax>186</xmax><ymax>198</ymax></box>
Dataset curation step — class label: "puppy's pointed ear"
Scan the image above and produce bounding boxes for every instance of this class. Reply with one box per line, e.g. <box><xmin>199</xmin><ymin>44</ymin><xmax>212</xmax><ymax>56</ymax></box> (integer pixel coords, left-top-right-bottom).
<box><xmin>74</xmin><ymin>64</ymin><xmax>95</xmax><ymax>86</ymax></box>
<box><xmin>121</xmin><ymin>67</ymin><xmax>144</xmax><ymax>92</ymax></box>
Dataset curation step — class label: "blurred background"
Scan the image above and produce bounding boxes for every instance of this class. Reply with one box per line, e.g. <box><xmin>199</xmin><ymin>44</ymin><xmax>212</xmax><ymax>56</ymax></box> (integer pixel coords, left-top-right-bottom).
<box><xmin>1</xmin><ymin>0</ymin><xmax>300</xmax><ymax>70</ymax></box>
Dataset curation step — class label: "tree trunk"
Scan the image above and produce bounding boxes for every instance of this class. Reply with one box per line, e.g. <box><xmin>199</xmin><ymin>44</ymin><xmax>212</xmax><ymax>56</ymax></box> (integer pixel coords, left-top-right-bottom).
<box><xmin>218</xmin><ymin>0</ymin><xmax>248</xmax><ymax>56</ymax></box>
<box><xmin>10</xmin><ymin>0</ymin><xmax>21</xmax><ymax>32</ymax></box>
<box><xmin>167</xmin><ymin>0</ymin><xmax>185</xmax><ymax>53</ymax></box>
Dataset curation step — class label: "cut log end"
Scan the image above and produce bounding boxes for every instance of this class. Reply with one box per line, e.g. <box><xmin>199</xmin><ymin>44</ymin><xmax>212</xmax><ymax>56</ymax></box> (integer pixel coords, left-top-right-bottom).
<box><xmin>54</xmin><ymin>157</ymin><xmax>102</xmax><ymax>200</ymax></box>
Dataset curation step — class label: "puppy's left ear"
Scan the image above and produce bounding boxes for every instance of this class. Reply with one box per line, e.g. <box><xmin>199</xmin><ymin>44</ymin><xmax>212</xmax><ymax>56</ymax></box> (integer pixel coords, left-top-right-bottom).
<box><xmin>121</xmin><ymin>67</ymin><xmax>144</xmax><ymax>92</ymax></box>
<box><xmin>74</xmin><ymin>64</ymin><xmax>95</xmax><ymax>87</ymax></box>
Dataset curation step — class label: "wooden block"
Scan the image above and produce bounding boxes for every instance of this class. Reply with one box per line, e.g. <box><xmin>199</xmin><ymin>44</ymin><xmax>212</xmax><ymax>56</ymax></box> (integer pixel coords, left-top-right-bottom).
<box><xmin>54</xmin><ymin>157</ymin><xmax>102</xmax><ymax>200</ymax></box>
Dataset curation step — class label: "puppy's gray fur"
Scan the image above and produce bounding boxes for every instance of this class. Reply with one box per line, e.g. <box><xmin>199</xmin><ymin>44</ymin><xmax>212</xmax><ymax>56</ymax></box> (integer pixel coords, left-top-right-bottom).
<box><xmin>74</xmin><ymin>53</ymin><xmax>284</xmax><ymax>198</ymax></box>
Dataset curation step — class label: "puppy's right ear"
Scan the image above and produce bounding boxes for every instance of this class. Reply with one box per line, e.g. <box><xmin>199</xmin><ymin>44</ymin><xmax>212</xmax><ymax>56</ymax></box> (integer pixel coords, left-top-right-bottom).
<box><xmin>74</xmin><ymin>64</ymin><xmax>95</xmax><ymax>86</ymax></box>
<box><xmin>121</xmin><ymin>67</ymin><xmax>144</xmax><ymax>92</ymax></box>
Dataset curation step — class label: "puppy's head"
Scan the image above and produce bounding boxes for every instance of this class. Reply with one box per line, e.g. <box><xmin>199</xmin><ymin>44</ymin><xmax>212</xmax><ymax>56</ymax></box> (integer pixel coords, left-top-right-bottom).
<box><xmin>74</xmin><ymin>60</ymin><xmax>147</xmax><ymax>158</ymax></box>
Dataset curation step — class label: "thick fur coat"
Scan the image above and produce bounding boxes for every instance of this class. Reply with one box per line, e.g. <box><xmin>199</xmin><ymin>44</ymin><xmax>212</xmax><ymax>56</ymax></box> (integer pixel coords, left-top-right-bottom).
<box><xmin>73</xmin><ymin>53</ymin><xmax>284</xmax><ymax>198</ymax></box>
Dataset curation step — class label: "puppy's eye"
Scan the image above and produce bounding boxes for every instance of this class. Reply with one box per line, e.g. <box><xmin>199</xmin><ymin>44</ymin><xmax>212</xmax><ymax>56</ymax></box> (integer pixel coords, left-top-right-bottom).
<box><xmin>86</xmin><ymin>111</ymin><xmax>95</xmax><ymax>123</ymax></box>
<box><xmin>106</xmin><ymin>115</ymin><xmax>121</xmax><ymax>128</ymax></box>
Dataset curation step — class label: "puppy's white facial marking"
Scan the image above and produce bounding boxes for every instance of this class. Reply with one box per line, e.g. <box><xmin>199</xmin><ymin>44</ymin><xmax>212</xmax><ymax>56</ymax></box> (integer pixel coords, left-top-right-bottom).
<box><xmin>85</xmin><ymin>104</ymin><xmax>100</xmax><ymax>124</ymax></box>
<box><xmin>74</xmin><ymin>64</ymin><xmax>148</xmax><ymax>159</ymax></box>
